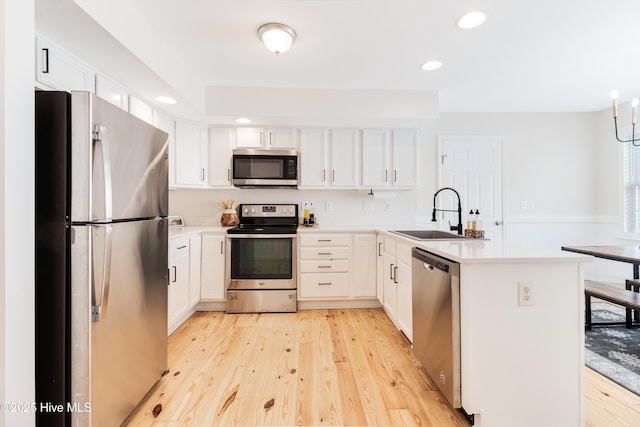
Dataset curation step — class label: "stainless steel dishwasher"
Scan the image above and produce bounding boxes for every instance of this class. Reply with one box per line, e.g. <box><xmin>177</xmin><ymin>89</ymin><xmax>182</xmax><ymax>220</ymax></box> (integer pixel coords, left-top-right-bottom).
<box><xmin>412</xmin><ymin>247</ymin><xmax>461</xmax><ymax>408</ymax></box>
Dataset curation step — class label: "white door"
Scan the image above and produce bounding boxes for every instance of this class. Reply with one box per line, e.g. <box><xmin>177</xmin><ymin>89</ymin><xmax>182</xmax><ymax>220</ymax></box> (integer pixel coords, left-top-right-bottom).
<box><xmin>439</xmin><ymin>136</ymin><xmax>504</xmax><ymax>240</ymax></box>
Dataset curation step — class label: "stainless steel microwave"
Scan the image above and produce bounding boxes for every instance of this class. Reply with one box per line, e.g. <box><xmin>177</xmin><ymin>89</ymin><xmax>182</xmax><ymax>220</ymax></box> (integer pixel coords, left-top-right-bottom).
<box><xmin>232</xmin><ymin>148</ymin><xmax>298</xmax><ymax>188</ymax></box>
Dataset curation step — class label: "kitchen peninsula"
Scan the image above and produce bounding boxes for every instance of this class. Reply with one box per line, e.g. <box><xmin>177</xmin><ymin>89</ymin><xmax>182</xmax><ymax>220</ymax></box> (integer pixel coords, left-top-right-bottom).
<box><xmin>310</xmin><ymin>227</ymin><xmax>592</xmax><ymax>427</ymax></box>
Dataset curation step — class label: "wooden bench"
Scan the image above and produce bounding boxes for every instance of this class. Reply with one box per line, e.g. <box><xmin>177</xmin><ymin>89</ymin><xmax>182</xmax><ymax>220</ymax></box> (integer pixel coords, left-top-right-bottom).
<box><xmin>585</xmin><ymin>280</ymin><xmax>640</xmax><ymax>330</ymax></box>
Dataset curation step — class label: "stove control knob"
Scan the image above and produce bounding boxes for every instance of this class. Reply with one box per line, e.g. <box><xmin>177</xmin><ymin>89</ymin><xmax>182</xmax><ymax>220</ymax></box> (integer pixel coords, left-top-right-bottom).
<box><xmin>250</xmin><ymin>208</ymin><xmax>256</xmax><ymax>214</ymax></box>
<box><xmin>244</xmin><ymin>208</ymin><xmax>249</xmax><ymax>214</ymax></box>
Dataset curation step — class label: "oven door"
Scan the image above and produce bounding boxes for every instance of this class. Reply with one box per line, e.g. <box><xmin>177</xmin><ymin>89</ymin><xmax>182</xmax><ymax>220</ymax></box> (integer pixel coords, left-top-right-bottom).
<box><xmin>227</xmin><ymin>234</ymin><xmax>297</xmax><ymax>290</ymax></box>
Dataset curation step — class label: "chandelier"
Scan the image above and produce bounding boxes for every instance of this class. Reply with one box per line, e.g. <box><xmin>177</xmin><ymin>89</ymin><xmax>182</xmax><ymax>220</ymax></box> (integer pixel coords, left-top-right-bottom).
<box><xmin>611</xmin><ymin>90</ymin><xmax>639</xmax><ymax>145</ymax></box>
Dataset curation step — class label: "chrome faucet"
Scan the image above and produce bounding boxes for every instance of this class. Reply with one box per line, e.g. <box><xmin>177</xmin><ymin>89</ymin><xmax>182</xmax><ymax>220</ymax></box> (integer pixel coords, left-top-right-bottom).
<box><xmin>431</xmin><ymin>187</ymin><xmax>463</xmax><ymax>235</ymax></box>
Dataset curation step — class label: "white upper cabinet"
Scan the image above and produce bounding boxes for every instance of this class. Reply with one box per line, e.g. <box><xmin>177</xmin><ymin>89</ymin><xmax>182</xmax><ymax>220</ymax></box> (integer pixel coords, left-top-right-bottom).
<box><xmin>361</xmin><ymin>129</ymin><xmax>418</xmax><ymax>189</ymax></box>
<box><xmin>95</xmin><ymin>74</ymin><xmax>129</xmax><ymax>110</ymax></box>
<box><xmin>299</xmin><ymin>128</ymin><xmax>360</xmax><ymax>189</ymax></box>
<box><xmin>208</xmin><ymin>127</ymin><xmax>234</xmax><ymax>188</ymax></box>
<box><xmin>128</xmin><ymin>96</ymin><xmax>154</xmax><ymax>124</ymax></box>
<box><xmin>235</xmin><ymin>128</ymin><xmax>297</xmax><ymax>149</ymax></box>
<box><xmin>391</xmin><ymin>129</ymin><xmax>419</xmax><ymax>188</ymax></box>
<box><xmin>361</xmin><ymin>129</ymin><xmax>390</xmax><ymax>187</ymax></box>
<box><xmin>174</xmin><ymin>120</ymin><xmax>209</xmax><ymax>188</ymax></box>
<box><xmin>299</xmin><ymin>129</ymin><xmax>329</xmax><ymax>188</ymax></box>
<box><xmin>329</xmin><ymin>129</ymin><xmax>359</xmax><ymax>188</ymax></box>
<box><xmin>35</xmin><ymin>34</ymin><xmax>95</xmax><ymax>92</ymax></box>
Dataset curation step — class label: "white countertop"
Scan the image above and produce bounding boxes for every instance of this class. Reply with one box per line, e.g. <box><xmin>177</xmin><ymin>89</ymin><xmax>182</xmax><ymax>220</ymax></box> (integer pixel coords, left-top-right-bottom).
<box><xmin>376</xmin><ymin>230</ymin><xmax>593</xmax><ymax>264</ymax></box>
<box><xmin>169</xmin><ymin>223</ymin><xmax>591</xmax><ymax>264</ymax></box>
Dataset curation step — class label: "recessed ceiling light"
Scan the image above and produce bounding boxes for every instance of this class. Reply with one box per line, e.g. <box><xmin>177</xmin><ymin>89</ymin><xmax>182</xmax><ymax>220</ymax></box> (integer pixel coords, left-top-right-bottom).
<box><xmin>235</xmin><ymin>117</ymin><xmax>252</xmax><ymax>124</ymax></box>
<box><xmin>156</xmin><ymin>96</ymin><xmax>177</xmax><ymax>105</ymax></box>
<box><xmin>421</xmin><ymin>60</ymin><xmax>442</xmax><ymax>71</ymax></box>
<box><xmin>457</xmin><ymin>11</ymin><xmax>486</xmax><ymax>29</ymax></box>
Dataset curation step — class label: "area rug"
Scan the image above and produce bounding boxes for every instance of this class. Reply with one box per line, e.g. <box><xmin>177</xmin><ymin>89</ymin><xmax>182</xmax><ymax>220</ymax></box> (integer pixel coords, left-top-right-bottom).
<box><xmin>585</xmin><ymin>301</ymin><xmax>640</xmax><ymax>396</ymax></box>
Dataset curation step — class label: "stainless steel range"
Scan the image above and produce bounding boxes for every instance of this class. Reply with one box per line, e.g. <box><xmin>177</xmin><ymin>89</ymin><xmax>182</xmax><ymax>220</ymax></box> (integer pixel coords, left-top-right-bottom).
<box><xmin>226</xmin><ymin>204</ymin><xmax>298</xmax><ymax>313</ymax></box>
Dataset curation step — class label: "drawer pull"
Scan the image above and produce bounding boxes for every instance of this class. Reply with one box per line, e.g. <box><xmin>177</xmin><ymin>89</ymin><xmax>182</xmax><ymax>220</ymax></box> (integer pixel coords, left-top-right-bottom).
<box><xmin>177</xmin><ymin>245</ymin><xmax>187</xmax><ymax>250</ymax></box>
<box><xmin>318</xmin><ymin>252</ymin><xmax>332</xmax><ymax>255</ymax></box>
<box><xmin>318</xmin><ymin>282</ymin><xmax>332</xmax><ymax>286</ymax></box>
<box><xmin>318</xmin><ymin>265</ymin><xmax>332</xmax><ymax>269</ymax></box>
<box><xmin>318</xmin><ymin>239</ymin><xmax>332</xmax><ymax>242</ymax></box>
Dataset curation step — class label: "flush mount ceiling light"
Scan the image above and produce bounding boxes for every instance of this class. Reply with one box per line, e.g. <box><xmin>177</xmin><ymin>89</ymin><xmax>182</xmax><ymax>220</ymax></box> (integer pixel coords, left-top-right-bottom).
<box><xmin>421</xmin><ymin>60</ymin><xmax>442</xmax><ymax>71</ymax></box>
<box><xmin>258</xmin><ymin>23</ymin><xmax>297</xmax><ymax>55</ymax></box>
<box><xmin>457</xmin><ymin>11</ymin><xmax>487</xmax><ymax>29</ymax></box>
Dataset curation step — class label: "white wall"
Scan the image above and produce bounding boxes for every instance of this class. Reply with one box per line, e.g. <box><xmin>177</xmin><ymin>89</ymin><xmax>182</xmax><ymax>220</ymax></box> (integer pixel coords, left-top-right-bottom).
<box><xmin>1</xmin><ymin>0</ymin><xmax>36</xmax><ymax>426</ymax></box>
<box><xmin>171</xmin><ymin>112</ymin><xmax>616</xmax><ymax>237</ymax></box>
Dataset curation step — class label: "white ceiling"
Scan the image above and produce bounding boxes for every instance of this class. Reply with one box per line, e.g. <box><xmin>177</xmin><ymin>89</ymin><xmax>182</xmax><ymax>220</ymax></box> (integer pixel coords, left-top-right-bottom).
<box><xmin>36</xmin><ymin>0</ymin><xmax>640</xmax><ymax>121</ymax></box>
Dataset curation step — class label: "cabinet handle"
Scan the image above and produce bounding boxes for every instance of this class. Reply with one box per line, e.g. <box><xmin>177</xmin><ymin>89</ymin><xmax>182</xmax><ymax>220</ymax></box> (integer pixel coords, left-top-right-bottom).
<box><xmin>389</xmin><ymin>263</ymin><xmax>394</xmax><ymax>280</ymax></box>
<box><xmin>177</xmin><ymin>245</ymin><xmax>187</xmax><ymax>250</ymax></box>
<box><xmin>394</xmin><ymin>266</ymin><xmax>398</xmax><ymax>284</ymax></box>
<box><xmin>42</xmin><ymin>48</ymin><xmax>49</xmax><ymax>73</ymax></box>
<box><xmin>318</xmin><ymin>282</ymin><xmax>332</xmax><ymax>286</ymax></box>
<box><xmin>318</xmin><ymin>239</ymin><xmax>332</xmax><ymax>242</ymax></box>
<box><xmin>220</xmin><ymin>240</ymin><xmax>224</xmax><ymax>255</ymax></box>
<box><xmin>332</xmin><ymin>170</ymin><xmax>336</xmax><ymax>182</ymax></box>
<box><xmin>171</xmin><ymin>266</ymin><xmax>177</xmax><ymax>283</ymax></box>
<box><xmin>322</xmin><ymin>169</ymin><xmax>326</xmax><ymax>182</ymax></box>
<box><xmin>227</xmin><ymin>169</ymin><xmax>231</xmax><ymax>181</ymax></box>
<box><xmin>378</xmin><ymin>242</ymin><xmax>382</xmax><ymax>257</ymax></box>
<box><xmin>269</xmin><ymin>132</ymin><xmax>273</xmax><ymax>146</ymax></box>
<box><xmin>394</xmin><ymin>170</ymin><xmax>397</xmax><ymax>182</ymax></box>
<box><xmin>385</xmin><ymin>170</ymin><xmax>388</xmax><ymax>183</ymax></box>
<box><xmin>201</xmin><ymin>168</ymin><xmax>206</xmax><ymax>181</ymax></box>
<box><xmin>318</xmin><ymin>265</ymin><xmax>332</xmax><ymax>269</ymax></box>
<box><xmin>318</xmin><ymin>252</ymin><xmax>332</xmax><ymax>255</ymax></box>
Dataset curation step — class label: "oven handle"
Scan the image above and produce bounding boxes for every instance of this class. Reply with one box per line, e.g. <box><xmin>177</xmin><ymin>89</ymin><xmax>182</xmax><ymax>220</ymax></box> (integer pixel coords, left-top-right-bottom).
<box><xmin>227</xmin><ymin>234</ymin><xmax>297</xmax><ymax>239</ymax></box>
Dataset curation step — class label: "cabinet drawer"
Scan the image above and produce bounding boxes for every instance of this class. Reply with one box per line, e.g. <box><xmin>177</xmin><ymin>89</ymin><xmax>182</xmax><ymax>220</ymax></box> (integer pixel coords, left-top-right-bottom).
<box><xmin>299</xmin><ymin>234</ymin><xmax>351</xmax><ymax>247</ymax></box>
<box><xmin>170</xmin><ymin>237</ymin><xmax>190</xmax><ymax>258</ymax></box>
<box><xmin>299</xmin><ymin>247</ymin><xmax>351</xmax><ymax>260</ymax></box>
<box><xmin>300</xmin><ymin>273</ymin><xmax>350</xmax><ymax>298</ymax></box>
<box><xmin>300</xmin><ymin>260</ymin><xmax>351</xmax><ymax>273</ymax></box>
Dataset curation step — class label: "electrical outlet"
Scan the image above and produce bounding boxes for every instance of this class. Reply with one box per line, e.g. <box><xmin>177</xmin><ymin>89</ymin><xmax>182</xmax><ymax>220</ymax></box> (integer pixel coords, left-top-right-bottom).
<box><xmin>362</xmin><ymin>201</ymin><xmax>374</xmax><ymax>212</ymax></box>
<box><xmin>325</xmin><ymin>201</ymin><xmax>333</xmax><ymax>212</ymax></box>
<box><xmin>518</xmin><ymin>281</ymin><xmax>534</xmax><ymax>306</ymax></box>
<box><xmin>520</xmin><ymin>201</ymin><xmax>535</xmax><ymax>211</ymax></box>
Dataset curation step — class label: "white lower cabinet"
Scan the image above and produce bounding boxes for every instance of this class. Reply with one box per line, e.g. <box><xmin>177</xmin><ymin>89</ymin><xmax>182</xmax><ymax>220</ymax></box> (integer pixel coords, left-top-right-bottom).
<box><xmin>200</xmin><ymin>233</ymin><xmax>226</xmax><ymax>300</ymax></box>
<box><xmin>299</xmin><ymin>233</ymin><xmax>352</xmax><ymax>299</ymax></box>
<box><xmin>381</xmin><ymin>236</ymin><xmax>412</xmax><ymax>342</ymax></box>
<box><xmin>298</xmin><ymin>232</ymin><xmax>378</xmax><ymax>302</ymax></box>
<box><xmin>353</xmin><ymin>233</ymin><xmax>377</xmax><ymax>297</ymax></box>
<box><xmin>168</xmin><ymin>236</ymin><xmax>190</xmax><ymax>332</ymax></box>
<box><xmin>188</xmin><ymin>235</ymin><xmax>202</xmax><ymax>308</ymax></box>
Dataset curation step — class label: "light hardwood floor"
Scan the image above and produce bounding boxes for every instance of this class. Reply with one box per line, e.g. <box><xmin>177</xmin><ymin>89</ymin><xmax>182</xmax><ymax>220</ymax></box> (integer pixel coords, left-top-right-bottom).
<box><xmin>125</xmin><ymin>308</ymin><xmax>640</xmax><ymax>426</ymax></box>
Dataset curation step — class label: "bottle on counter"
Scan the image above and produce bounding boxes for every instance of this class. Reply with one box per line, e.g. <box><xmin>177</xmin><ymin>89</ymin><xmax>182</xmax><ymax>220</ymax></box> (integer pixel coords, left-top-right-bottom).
<box><xmin>303</xmin><ymin>202</ymin><xmax>310</xmax><ymax>224</ymax></box>
<box><xmin>474</xmin><ymin>209</ymin><xmax>482</xmax><ymax>232</ymax></box>
<box><xmin>466</xmin><ymin>209</ymin><xmax>474</xmax><ymax>233</ymax></box>
<box><xmin>471</xmin><ymin>210</ymin><xmax>477</xmax><ymax>231</ymax></box>
<box><xmin>309</xmin><ymin>202</ymin><xmax>315</xmax><ymax>224</ymax></box>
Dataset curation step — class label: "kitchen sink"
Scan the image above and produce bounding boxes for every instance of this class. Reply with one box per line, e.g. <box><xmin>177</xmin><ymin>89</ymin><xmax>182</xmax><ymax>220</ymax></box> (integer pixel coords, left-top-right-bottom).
<box><xmin>389</xmin><ymin>230</ymin><xmax>470</xmax><ymax>240</ymax></box>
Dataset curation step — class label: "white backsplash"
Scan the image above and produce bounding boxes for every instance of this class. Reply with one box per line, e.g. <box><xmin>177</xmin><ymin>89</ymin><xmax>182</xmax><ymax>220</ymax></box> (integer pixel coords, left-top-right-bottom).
<box><xmin>169</xmin><ymin>187</ymin><xmax>446</xmax><ymax>228</ymax></box>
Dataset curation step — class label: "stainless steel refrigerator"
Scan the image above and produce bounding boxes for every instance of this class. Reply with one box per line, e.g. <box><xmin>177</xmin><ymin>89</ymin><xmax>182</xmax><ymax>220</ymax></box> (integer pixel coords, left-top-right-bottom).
<box><xmin>35</xmin><ymin>91</ymin><xmax>169</xmax><ymax>426</ymax></box>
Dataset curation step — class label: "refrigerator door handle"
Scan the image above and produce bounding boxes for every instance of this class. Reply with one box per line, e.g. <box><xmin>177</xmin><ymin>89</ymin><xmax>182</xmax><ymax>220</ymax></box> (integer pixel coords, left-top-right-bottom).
<box><xmin>92</xmin><ymin>125</ymin><xmax>113</xmax><ymax>221</ymax></box>
<box><xmin>92</xmin><ymin>224</ymin><xmax>113</xmax><ymax>322</ymax></box>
